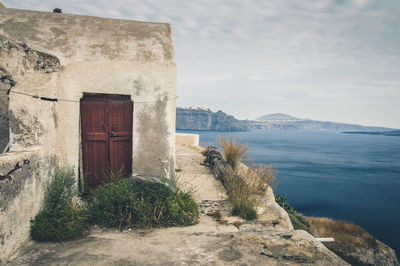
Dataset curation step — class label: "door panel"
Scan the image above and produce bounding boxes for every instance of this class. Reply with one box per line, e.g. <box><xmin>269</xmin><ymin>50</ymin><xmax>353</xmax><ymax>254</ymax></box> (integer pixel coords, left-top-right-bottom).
<box><xmin>85</xmin><ymin>140</ymin><xmax>108</xmax><ymax>188</ymax></box>
<box><xmin>84</xmin><ymin>99</ymin><xmax>107</xmax><ymax>135</ymax></box>
<box><xmin>108</xmin><ymin>99</ymin><xmax>133</xmax><ymax>137</ymax></box>
<box><xmin>81</xmin><ymin>95</ymin><xmax>133</xmax><ymax>189</ymax></box>
<box><xmin>109</xmin><ymin>136</ymin><xmax>132</xmax><ymax>176</ymax></box>
<box><xmin>81</xmin><ymin>98</ymin><xmax>108</xmax><ymax>188</ymax></box>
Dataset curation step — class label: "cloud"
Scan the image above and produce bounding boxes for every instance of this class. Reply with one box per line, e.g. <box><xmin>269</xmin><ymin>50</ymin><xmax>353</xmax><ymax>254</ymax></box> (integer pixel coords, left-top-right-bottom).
<box><xmin>2</xmin><ymin>0</ymin><xmax>400</xmax><ymax>127</ymax></box>
<box><xmin>353</xmin><ymin>0</ymin><xmax>371</xmax><ymax>7</ymax></box>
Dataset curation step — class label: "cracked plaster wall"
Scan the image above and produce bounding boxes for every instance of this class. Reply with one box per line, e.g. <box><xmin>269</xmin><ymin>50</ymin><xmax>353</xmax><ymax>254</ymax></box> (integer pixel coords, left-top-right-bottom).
<box><xmin>0</xmin><ymin>152</ymin><xmax>56</xmax><ymax>262</ymax></box>
<box><xmin>0</xmin><ymin>7</ymin><xmax>176</xmax><ymax>261</ymax></box>
<box><xmin>0</xmin><ymin>7</ymin><xmax>177</xmax><ymax>179</ymax></box>
<box><xmin>0</xmin><ymin>33</ymin><xmax>59</xmax><ymax>263</ymax></box>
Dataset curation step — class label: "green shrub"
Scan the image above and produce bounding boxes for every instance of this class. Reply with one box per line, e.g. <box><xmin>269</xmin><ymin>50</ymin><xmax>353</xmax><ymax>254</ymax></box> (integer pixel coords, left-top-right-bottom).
<box><xmin>275</xmin><ymin>194</ymin><xmax>296</xmax><ymax>213</ymax></box>
<box><xmin>165</xmin><ymin>191</ymin><xmax>198</xmax><ymax>225</ymax></box>
<box><xmin>30</xmin><ymin>207</ymin><xmax>88</xmax><ymax>242</ymax></box>
<box><xmin>231</xmin><ymin>199</ymin><xmax>257</xmax><ymax>220</ymax></box>
<box><xmin>88</xmin><ymin>178</ymin><xmax>134</xmax><ymax>227</ymax></box>
<box><xmin>30</xmin><ymin>167</ymin><xmax>88</xmax><ymax>242</ymax></box>
<box><xmin>275</xmin><ymin>194</ymin><xmax>310</xmax><ymax>231</ymax></box>
<box><xmin>89</xmin><ymin>178</ymin><xmax>198</xmax><ymax>229</ymax></box>
<box><xmin>44</xmin><ymin>167</ymin><xmax>76</xmax><ymax>211</ymax></box>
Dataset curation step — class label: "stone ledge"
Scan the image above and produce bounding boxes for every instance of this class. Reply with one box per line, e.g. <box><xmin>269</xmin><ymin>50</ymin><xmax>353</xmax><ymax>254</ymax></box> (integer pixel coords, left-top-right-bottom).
<box><xmin>176</xmin><ymin>133</ymin><xmax>199</xmax><ymax>146</ymax></box>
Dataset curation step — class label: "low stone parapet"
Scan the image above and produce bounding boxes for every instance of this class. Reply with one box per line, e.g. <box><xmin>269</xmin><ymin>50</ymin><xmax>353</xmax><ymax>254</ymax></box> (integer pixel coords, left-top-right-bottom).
<box><xmin>176</xmin><ymin>133</ymin><xmax>199</xmax><ymax>146</ymax></box>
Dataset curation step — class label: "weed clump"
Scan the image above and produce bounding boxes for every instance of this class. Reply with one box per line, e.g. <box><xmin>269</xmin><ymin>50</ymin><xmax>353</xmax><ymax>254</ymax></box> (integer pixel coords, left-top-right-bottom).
<box><xmin>275</xmin><ymin>194</ymin><xmax>310</xmax><ymax>232</ymax></box>
<box><xmin>30</xmin><ymin>169</ymin><xmax>198</xmax><ymax>242</ymax></box>
<box><xmin>222</xmin><ymin>171</ymin><xmax>258</xmax><ymax>220</ymax></box>
<box><xmin>217</xmin><ymin>137</ymin><xmax>249</xmax><ymax>171</ymax></box>
<box><xmin>165</xmin><ymin>191</ymin><xmax>198</xmax><ymax>225</ymax></box>
<box><xmin>43</xmin><ymin>167</ymin><xmax>76</xmax><ymax>211</ymax></box>
<box><xmin>89</xmin><ymin>178</ymin><xmax>198</xmax><ymax>228</ymax></box>
<box><xmin>30</xmin><ymin>208</ymin><xmax>87</xmax><ymax>242</ymax></box>
<box><xmin>30</xmin><ymin>168</ymin><xmax>88</xmax><ymax>242</ymax></box>
<box><xmin>215</xmin><ymin>138</ymin><xmax>277</xmax><ymax>220</ymax></box>
<box><xmin>231</xmin><ymin>199</ymin><xmax>257</xmax><ymax>220</ymax></box>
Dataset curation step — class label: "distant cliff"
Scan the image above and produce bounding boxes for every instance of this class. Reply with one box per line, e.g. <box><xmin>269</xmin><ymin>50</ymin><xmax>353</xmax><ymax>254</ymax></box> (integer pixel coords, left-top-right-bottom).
<box><xmin>176</xmin><ymin>107</ymin><xmax>248</xmax><ymax>131</ymax></box>
<box><xmin>176</xmin><ymin>109</ymin><xmax>397</xmax><ymax>132</ymax></box>
<box><xmin>247</xmin><ymin>113</ymin><xmax>396</xmax><ymax>132</ymax></box>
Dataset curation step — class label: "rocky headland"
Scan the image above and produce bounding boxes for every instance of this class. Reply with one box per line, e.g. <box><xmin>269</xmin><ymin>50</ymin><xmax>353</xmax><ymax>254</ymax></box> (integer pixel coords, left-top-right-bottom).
<box><xmin>176</xmin><ymin>108</ymin><xmax>397</xmax><ymax>132</ymax></box>
<box><xmin>176</xmin><ymin>107</ymin><xmax>248</xmax><ymax>131</ymax></box>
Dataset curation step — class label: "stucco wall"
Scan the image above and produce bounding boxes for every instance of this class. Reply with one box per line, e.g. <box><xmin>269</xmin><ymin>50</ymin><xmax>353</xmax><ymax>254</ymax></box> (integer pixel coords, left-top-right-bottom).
<box><xmin>0</xmin><ymin>8</ymin><xmax>174</xmax><ymax>65</ymax></box>
<box><xmin>56</xmin><ymin>61</ymin><xmax>177</xmax><ymax>179</ymax></box>
<box><xmin>0</xmin><ymin>7</ymin><xmax>176</xmax><ymax>261</ymax></box>
<box><xmin>0</xmin><ymin>7</ymin><xmax>177</xmax><ymax>180</ymax></box>
<box><xmin>0</xmin><ymin>151</ymin><xmax>56</xmax><ymax>262</ymax></box>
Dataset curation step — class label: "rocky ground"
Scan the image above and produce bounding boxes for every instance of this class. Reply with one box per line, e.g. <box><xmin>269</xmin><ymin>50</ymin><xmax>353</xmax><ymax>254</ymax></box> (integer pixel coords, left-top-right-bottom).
<box><xmin>7</xmin><ymin>145</ymin><xmax>347</xmax><ymax>265</ymax></box>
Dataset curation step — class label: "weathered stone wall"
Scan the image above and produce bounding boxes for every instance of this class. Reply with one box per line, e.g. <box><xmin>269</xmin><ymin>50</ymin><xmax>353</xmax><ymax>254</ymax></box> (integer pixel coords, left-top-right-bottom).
<box><xmin>55</xmin><ymin>61</ymin><xmax>176</xmax><ymax>179</ymax></box>
<box><xmin>0</xmin><ymin>7</ymin><xmax>176</xmax><ymax>261</ymax></box>
<box><xmin>0</xmin><ymin>7</ymin><xmax>177</xmax><ymax>181</ymax></box>
<box><xmin>0</xmin><ymin>8</ymin><xmax>174</xmax><ymax>65</ymax></box>
<box><xmin>0</xmin><ymin>151</ymin><xmax>56</xmax><ymax>262</ymax></box>
<box><xmin>0</xmin><ymin>37</ymin><xmax>60</xmax><ymax>154</ymax></box>
<box><xmin>0</xmin><ymin>35</ymin><xmax>59</xmax><ymax>262</ymax></box>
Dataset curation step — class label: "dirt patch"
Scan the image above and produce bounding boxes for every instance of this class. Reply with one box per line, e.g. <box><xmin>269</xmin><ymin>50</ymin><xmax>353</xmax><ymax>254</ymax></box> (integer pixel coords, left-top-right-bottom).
<box><xmin>218</xmin><ymin>245</ymin><xmax>242</xmax><ymax>262</ymax></box>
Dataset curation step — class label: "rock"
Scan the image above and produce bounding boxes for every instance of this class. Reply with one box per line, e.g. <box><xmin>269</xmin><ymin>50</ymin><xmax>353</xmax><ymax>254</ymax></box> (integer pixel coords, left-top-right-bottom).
<box><xmin>176</xmin><ymin>107</ymin><xmax>248</xmax><ymax>131</ymax></box>
<box><xmin>308</xmin><ymin>217</ymin><xmax>399</xmax><ymax>265</ymax></box>
<box><xmin>0</xmin><ymin>37</ymin><xmax>60</xmax><ymax>152</ymax></box>
<box><xmin>0</xmin><ymin>38</ymin><xmax>60</xmax><ymax>77</ymax></box>
<box><xmin>256</xmin><ymin>186</ymin><xmax>294</xmax><ymax>231</ymax></box>
<box><xmin>326</xmin><ymin>240</ymin><xmax>399</xmax><ymax>266</ymax></box>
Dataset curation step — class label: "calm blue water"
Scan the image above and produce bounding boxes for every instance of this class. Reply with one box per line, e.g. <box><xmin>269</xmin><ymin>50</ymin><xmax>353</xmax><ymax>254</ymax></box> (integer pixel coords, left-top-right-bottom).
<box><xmin>178</xmin><ymin>129</ymin><xmax>400</xmax><ymax>257</ymax></box>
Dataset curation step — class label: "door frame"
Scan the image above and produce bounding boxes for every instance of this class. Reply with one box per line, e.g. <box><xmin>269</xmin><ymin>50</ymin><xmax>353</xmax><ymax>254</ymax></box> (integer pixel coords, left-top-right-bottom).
<box><xmin>79</xmin><ymin>92</ymin><xmax>134</xmax><ymax>191</ymax></box>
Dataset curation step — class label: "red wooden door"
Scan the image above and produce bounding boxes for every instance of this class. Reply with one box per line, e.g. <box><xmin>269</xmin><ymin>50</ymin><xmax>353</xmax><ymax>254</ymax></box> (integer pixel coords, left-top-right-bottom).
<box><xmin>81</xmin><ymin>94</ymin><xmax>133</xmax><ymax>189</ymax></box>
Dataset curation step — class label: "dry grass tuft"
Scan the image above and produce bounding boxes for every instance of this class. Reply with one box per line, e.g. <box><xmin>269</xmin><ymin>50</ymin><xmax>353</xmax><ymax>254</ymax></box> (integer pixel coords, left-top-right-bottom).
<box><xmin>237</xmin><ymin>163</ymin><xmax>277</xmax><ymax>195</ymax></box>
<box><xmin>308</xmin><ymin>217</ymin><xmax>378</xmax><ymax>250</ymax></box>
<box><xmin>308</xmin><ymin>217</ymin><xmax>382</xmax><ymax>265</ymax></box>
<box><xmin>219</xmin><ymin>218</ymin><xmax>228</xmax><ymax>224</ymax></box>
<box><xmin>218</xmin><ymin>137</ymin><xmax>249</xmax><ymax>171</ymax></box>
<box><xmin>215</xmin><ymin>137</ymin><xmax>277</xmax><ymax>220</ymax></box>
<box><xmin>223</xmin><ymin>170</ymin><xmax>258</xmax><ymax>220</ymax></box>
<box><xmin>233</xmin><ymin>220</ymin><xmax>242</xmax><ymax>228</ymax></box>
<box><xmin>252</xmin><ymin>164</ymin><xmax>278</xmax><ymax>189</ymax></box>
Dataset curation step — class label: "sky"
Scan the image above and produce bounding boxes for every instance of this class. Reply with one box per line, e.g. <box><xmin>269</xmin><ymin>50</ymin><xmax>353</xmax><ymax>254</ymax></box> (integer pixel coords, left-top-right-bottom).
<box><xmin>3</xmin><ymin>0</ymin><xmax>400</xmax><ymax>128</ymax></box>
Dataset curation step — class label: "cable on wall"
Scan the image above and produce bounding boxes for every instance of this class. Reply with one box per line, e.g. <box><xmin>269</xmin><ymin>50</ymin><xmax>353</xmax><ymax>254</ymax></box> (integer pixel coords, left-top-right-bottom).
<box><xmin>0</xmin><ymin>88</ymin><xmax>177</xmax><ymax>103</ymax></box>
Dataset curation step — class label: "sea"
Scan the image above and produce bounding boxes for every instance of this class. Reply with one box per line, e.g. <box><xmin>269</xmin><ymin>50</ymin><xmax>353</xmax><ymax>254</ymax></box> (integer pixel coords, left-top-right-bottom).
<box><xmin>177</xmin><ymin>129</ymin><xmax>400</xmax><ymax>258</ymax></box>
